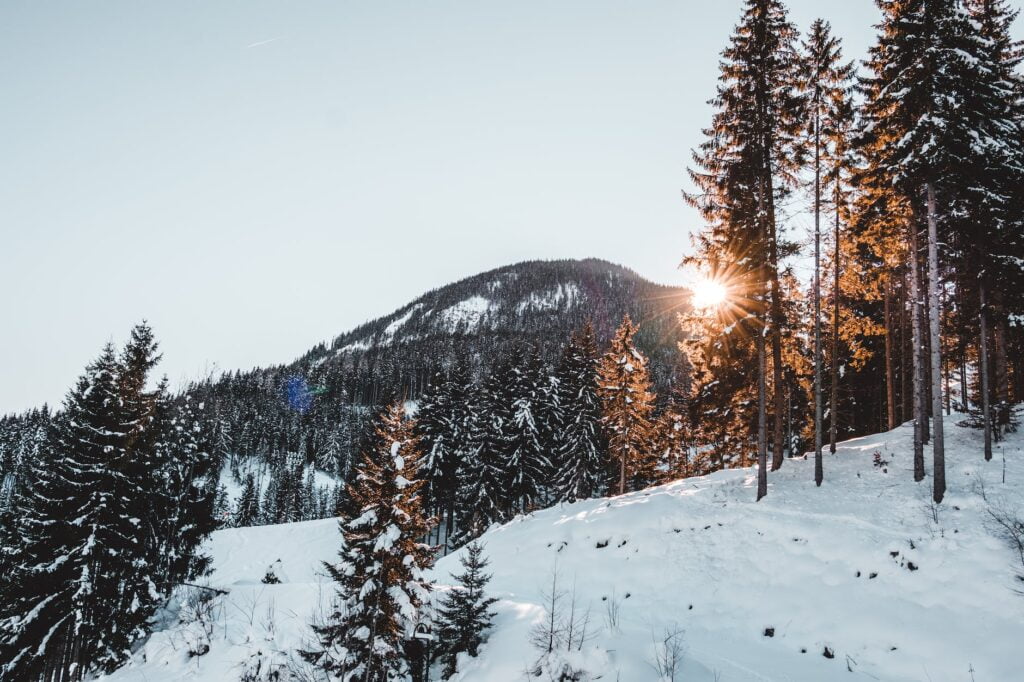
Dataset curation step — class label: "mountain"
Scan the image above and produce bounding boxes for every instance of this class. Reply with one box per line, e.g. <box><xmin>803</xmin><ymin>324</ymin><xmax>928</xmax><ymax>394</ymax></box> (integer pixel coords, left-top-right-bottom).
<box><xmin>103</xmin><ymin>411</ymin><xmax>1024</xmax><ymax>682</ymax></box>
<box><xmin>296</xmin><ymin>257</ymin><xmax>688</xmax><ymax>400</ymax></box>
<box><xmin>187</xmin><ymin>258</ymin><xmax>689</xmax><ymax>482</ymax></box>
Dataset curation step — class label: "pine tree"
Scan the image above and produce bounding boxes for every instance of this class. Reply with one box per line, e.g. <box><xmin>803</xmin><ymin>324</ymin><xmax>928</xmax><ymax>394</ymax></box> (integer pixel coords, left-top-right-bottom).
<box><xmin>860</xmin><ymin>0</ymin><xmax>1016</xmax><ymax>501</ymax></box>
<box><xmin>653</xmin><ymin>373</ymin><xmax>691</xmax><ymax>482</ymax></box>
<box><xmin>435</xmin><ymin>542</ymin><xmax>498</xmax><ymax>680</ymax></box>
<box><xmin>597</xmin><ymin>316</ymin><xmax>656</xmax><ymax>495</ymax></box>
<box><xmin>798</xmin><ymin>19</ymin><xmax>855</xmax><ymax>486</ymax></box>
<box><xmin>235</xmin><ymin>472</ymin><xmax>261</xmax><ymax>527</ymax></box>
<box><xmin>685</xmin><ymin>0</ymin><xmax>804</xmax><ymax>499</ymax></box>
<box><xmin>505</xmin><ymin>348</ymin><xmax>553</xmax><ymax>514</ymax></box>
<box><xmin>150</xmin><ymin>388</ymin><xmax>217</xmax><ymax>590</ymax></box>
<box><xmin>551</xmin><ymin>323</ymin><xmax>606</xmax><ymax>502</ymax></box>
<box><xmin>455</xmin><ymin>362</ymin><xmax>513</xmax><ymax>542</ymax></box>
<box><xmin>0</xmin><ymin>344</ymin><xmax>131</xmax><ymax>679</ymax></box>
<box><xmin>416</xmin><ymin>356</ymin><xmax>477</xmax><ymax>545</ymax></box>
<box><xmin>303</xmin><ymin>401</ymin><xmax>434</xmax><ymax>682</ymax></box>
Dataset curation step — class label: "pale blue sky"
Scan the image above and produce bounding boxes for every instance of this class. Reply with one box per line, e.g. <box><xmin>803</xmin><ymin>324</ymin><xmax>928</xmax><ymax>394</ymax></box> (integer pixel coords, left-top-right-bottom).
<box><xmin>2</xmin><ymin>1</ymin><xmax>1015</xmax><ymax>413</ymax></box>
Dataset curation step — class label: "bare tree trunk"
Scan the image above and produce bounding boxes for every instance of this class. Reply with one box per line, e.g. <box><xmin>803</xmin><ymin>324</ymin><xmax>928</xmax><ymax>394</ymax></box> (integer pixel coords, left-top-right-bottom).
<box><xmin>901</xmin><ymin>276</ymin><xmax>910</xmax><ymax>424</ymax></box>
<box><xmin>829</xmin><ymin>182</ymin><xmax>840</xmax><ymax>453</ymax></box>
<box><xmin>757</xmin><ymin>328</ymin><xmax>768</xmax><ymax>501</ymax></box>
<box><xmin>925</xmin><ymin>183</ymin><xmax>944</xmax><ymax>503</ymax></box>
<box><xmin>884</xmin><ymin>273</ymin><xmax>896</xmax><ymax>430</ymax></box>
<box><xmin>910</xmin><ymin>216</ymin><xmax>926</xmax><ymax>482</ymax></box>
<box><xmin>993</xmin><ymin>292</ymin><xmax>1010</xmax><ymax>435</ymax></box>
<box><xmin>813</xmin><ymin>114</ymin><xmax>823</xmax><ymax>486</ymax></box>
<box><xmin>769</xmin><ymin>235</ymin><xmax>785</xmax><ymax>471</ymax></box>
<box><xmin>980</xmin><ymin>278</ymin><xmax>993</xmax><ymax>461</ymax></box>
<box><xmin>960</xmin><ymin>351</ymin><xmax>968</xmax><ymax>412</ymax></box>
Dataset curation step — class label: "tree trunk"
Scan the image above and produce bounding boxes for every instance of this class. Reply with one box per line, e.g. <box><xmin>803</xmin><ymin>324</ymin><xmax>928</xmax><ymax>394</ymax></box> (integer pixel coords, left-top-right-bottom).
<box><xmin>829</xmin><ymin>182</ymin><xmax>840</xmax><ymax>453</ymax></box>
<box><xmin>980</xmin><ymin>278</ymin><xmax>993</xmax><ymax>461</ymax></box>
<box><xmin>910</xmin><ymin>215</ymin><xmax>925</xmax><ymax>482</ymax></box>
<box><xmin>925</xmin><ymin>183</ymin><xmax>944</xmax><ymax>503</ymax></box>
<box><xmin>769</xmin><ymin>220</ymin><xmax>785</xmax><ymax>471</ymax></box>
<box><xmin>757</xmin><ymin>328</ymin><xmax>768</xmax><ymax>501</ymax></box>
<box><xmin>813</xmin><ymin>112</ymin><xmax>823</xmax><ymax>486</ymax></box>
<box><xmin>993</xmin><ymin>293</ymin><xmax>1010</xmax><ymax>434</ymax></box>
<box><xmin>901</xmin><ymin>276</ymin><xmax>911</xmax><ymax>424</ymax></box>
<box><xmin>884</xmin><ymin>273</ymin><xmax>896</xmax><ymax>430</ymax></box>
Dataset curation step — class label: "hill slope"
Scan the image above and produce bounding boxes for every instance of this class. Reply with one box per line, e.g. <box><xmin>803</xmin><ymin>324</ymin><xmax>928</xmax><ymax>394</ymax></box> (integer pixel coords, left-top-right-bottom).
<box><xmin>106</xmin><ymin>413</ymin><xmax>1024</xmax><ymax>682</ymax></box>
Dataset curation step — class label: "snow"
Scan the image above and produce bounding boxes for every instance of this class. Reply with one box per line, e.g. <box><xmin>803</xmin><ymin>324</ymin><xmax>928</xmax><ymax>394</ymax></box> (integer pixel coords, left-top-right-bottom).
<box><xmin>381</xmin><ymin>305</ymin><xmax>423</xmax><ymax>343</ymax></box>
<box><xmin>515</xmin><ymin>283</ymin><xmax>580</xmax><ymax>315</ymax></box>
<box><xmin>437</xmin><ymin>296</ymin><xmax>495</xmax><ymax>332</ymax></box>
<box><xmin>103</xmin><ymin>413</ymin><xmax>1024</xmax><ymax>681</ymax></box>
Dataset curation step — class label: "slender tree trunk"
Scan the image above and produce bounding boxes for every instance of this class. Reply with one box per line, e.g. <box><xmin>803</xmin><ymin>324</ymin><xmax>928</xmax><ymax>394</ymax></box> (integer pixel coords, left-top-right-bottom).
<box><xmin>901</xmin><ymin>276</ymin><xmax>910</xmax><ymax>424</ymax></box>
<box><xmin>885</xmin><ymin>273</ymin><xmax>896</xmax><ymax>430</ymax></box>
<box><xmin>980</xmin><ymin>278</ymin><xmax>993</xmax><ymax>461</ymax></box>
<box><xmin>959</xmin><ymin>351</ymin><xmax>967</xmax><ymax>412</ymax></box>
<box><xmin>925</xmin><ymin>184</ymin><xmax>944</xmax><ymax>503</ymax></box>
<box><xmin>768</xmin><ymin>217</ymin><xmax>785</xmax><ymax>471</ymax></box>
<box><xmin>910</xmin><ymin>216</ymin><xmax>925</xmax><ymax>482</ymax></box>
<box><xmin>757</xmin><ymin>329</ymin><xmax>768</xmax><ymax>501</ymax></box>
<box><xmin>993</xmin><ymin>292</ymin><xmax>1010</xmax><ymax>434</ymax></box>
<box><xmin>829</xmin><ymin>183</ymin><xmax>840</xmax><ymax>453</ymax></box>
<box><xmin>813</xmin><ymin>114</ymin><xmax>823</xmax><ymax>486</ymax></box>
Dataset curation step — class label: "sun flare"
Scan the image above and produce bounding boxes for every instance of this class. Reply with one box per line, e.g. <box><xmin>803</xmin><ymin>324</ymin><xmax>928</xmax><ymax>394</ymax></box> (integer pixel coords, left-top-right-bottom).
<box><xmin>691</xmin><ymin>277</ymin><xmax>728</xmax><ymax>309</ymax></box>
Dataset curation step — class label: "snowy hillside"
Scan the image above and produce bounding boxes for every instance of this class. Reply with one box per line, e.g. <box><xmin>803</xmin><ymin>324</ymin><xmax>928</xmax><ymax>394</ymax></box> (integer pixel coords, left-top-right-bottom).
<box><xmin>104</xmin><ymin>414</ymin><xmax>1024</xmax><ymax>682</ymax></box>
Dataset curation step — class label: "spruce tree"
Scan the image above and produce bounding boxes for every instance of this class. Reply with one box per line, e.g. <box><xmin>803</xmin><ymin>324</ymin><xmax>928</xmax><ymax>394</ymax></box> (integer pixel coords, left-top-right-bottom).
<box><xmin>235</xmin><ymin>472</ymin><xmax>262</xmax><ymax>527</ymax></box>
<box><xmin>860</xmin><ymin>0</ymin><xmax>1016</xmax><ymax>501</ymax></box>
<box><xmin>797</xmin><ymin>19</ymin><xmax>855</xmax><ymax>486</ymax></box>
<box><xmin>505</xmin><ymin>348</ymin><xmax>553</xmax><ymax>514</ymax></box>
<box><xmin>0</xmin><ymin>344</ymin><xmax>131</xmax><ymax>679</ymax></box>
<box><xmin>435</xmin><ymin>542</ymin><xmax>498</xmax><ymax>680</ymax></box>
<box><xmin>303</xmin><ymin>401</ymin><xmax>434</xmax><ymax>682</ymax></box>
<box><xmin>597</xmin><ymin>316</ymin><xmax>656</xmax><ymax>495</ymax></box>
<box><xmin>551</xmin><ymin>323</ymin><xmax>606</xmax><ymax>502</ymax></box>
<box><xmin>455</xmin><ymin>360</ymin><xmax>514</xmax><ymax>542</ymax></box>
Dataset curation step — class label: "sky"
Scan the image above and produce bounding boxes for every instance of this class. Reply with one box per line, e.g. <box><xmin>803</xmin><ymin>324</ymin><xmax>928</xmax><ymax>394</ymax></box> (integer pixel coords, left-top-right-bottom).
<box><xmin>1</xmin><ymin>1</ymin><xmax>1018</xmax><ymax>414</ymax></box>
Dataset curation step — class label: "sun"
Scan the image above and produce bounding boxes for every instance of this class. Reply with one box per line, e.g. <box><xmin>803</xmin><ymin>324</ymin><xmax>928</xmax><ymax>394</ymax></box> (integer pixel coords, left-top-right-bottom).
<box><xmin>690</xmin><ymin>277</ymin><xmax>728</xmax><ymax>310</ymax></box>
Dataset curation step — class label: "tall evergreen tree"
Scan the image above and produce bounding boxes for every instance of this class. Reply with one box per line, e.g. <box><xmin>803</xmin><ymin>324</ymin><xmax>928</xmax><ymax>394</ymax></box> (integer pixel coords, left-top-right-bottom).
<box><xmin>505</xmin><ymin>348</ymin><xmax>553</xmax><ymax>514</ymax></box>
<box><xmin>235</xmin><ymin>472</ymin><xmax>262</xmax><ymax>527</ymax></box>
<box><xmin>685</xmin><ymin>0</ymin><xmax>804</xmax><ymax>498</ymax></box>
<box><xmin>0</xmin><ymin>344</ymin><xmax>133</xmax><ymax>679</ymax></box>
<box><xmin>861</xmin><ymin>0</ymin><xmax>1016</xmax><ymax>501</ymax></box>
<box><xmin>597</xmin><ymin>316</ymin><xmax>656</xmax><ymax>495</ymax></box>
<box><xmin>798</xmin><ymin>19</ymin><xmax>855</xmax><ymax>486</ymax></box>
<box><xmin>303</xmin><ymin>402</ymin><xmax>434</xmax><ymax>682</ymax></box>
<box><xmin>455</xmin><ymin>361</ymin><xmax>513</xmax><ymax>542</ymax></box>
<box><xmin>551</xmin><ymin>323</ymin><xmax>606</xmax><ymax>502</ymax></box>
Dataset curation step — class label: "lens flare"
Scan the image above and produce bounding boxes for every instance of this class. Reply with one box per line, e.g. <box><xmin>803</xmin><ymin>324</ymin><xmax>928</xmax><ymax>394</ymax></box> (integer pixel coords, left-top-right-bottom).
<box><xmin>691</xmin><ymin>277</ymin><xmax>728</xmax><ymax>310</ymax></box>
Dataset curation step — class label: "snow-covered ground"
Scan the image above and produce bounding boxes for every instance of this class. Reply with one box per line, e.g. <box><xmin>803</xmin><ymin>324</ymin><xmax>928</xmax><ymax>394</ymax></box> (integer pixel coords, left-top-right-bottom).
<box><xmin>103</xmin><ymin>412</ymin><xmax>1024</xmax><ymax>681</ymax></box>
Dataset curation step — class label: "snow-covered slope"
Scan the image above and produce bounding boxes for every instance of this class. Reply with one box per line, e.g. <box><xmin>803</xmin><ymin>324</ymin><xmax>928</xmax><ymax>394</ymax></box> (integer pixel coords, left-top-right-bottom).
<box><xmin>105</xmin><ymin>414</ymin><xmax>1024</xmax><ymax>681</ymax></box>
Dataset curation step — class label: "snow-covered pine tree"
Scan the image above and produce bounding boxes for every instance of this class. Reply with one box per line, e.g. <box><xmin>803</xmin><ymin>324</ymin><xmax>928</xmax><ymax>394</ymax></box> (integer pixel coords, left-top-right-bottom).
<box><xmin>0</xmin><ymin>344</ymin><xmax>132</xmax><ymax>679</ymax></box>
<box><xmin>303</xmin><ymin>401</ymin><xmax>434</xmax><ymax>682</ymax></box>
<box><xmin>454</xmin><ymin>359</ymin><xmax>514</xmax><ymax>542</ymax></box>
<box><xmin>505</xmin><ymin>348</ymin><xmax>553</xmax><ymax>514</ymax></box>
<box><xmin>860</xmin><ymin>0</ymin><xmax>1017</xmax><ymax>501</ymax></box>
<box><xmin>435</xmin><ymin>541</ymin><xmax>498</xmax><ymax>679</ymax></box>
<box><xmin>654</xmin><ymin>376</ymin><xmax>691</xmax><ymax>482</ymax></box>
<box><xmin>416</xmin><ymin>356</ymin><xmax>477</xmax><ymax>545</ymax></box>
<box><xmin>597</xmin><ymin>316</ymin><xmax>656</xmax><ymax>495</ymax></box>
<box><xmin>551</xmin><ymin>323</ymin><xmax>606</xmax><ymax>502</ymax></box>
<box><xmin>150</xmin><ymin>387</ymin><xmax>217</xmax><ymax>592</ymax></box>
<box><xmin>235</xmin><ymin>472</ymin><xmax>262</xmax><ymax>527</ymax></box>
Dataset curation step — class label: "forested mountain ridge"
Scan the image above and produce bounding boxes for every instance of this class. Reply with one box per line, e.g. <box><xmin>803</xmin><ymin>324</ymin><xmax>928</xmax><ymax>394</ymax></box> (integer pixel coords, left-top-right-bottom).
<box><xmin>294</xmin><ymin>257</ymin><xmax>688</xmax><ymax>401</ymax></box>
